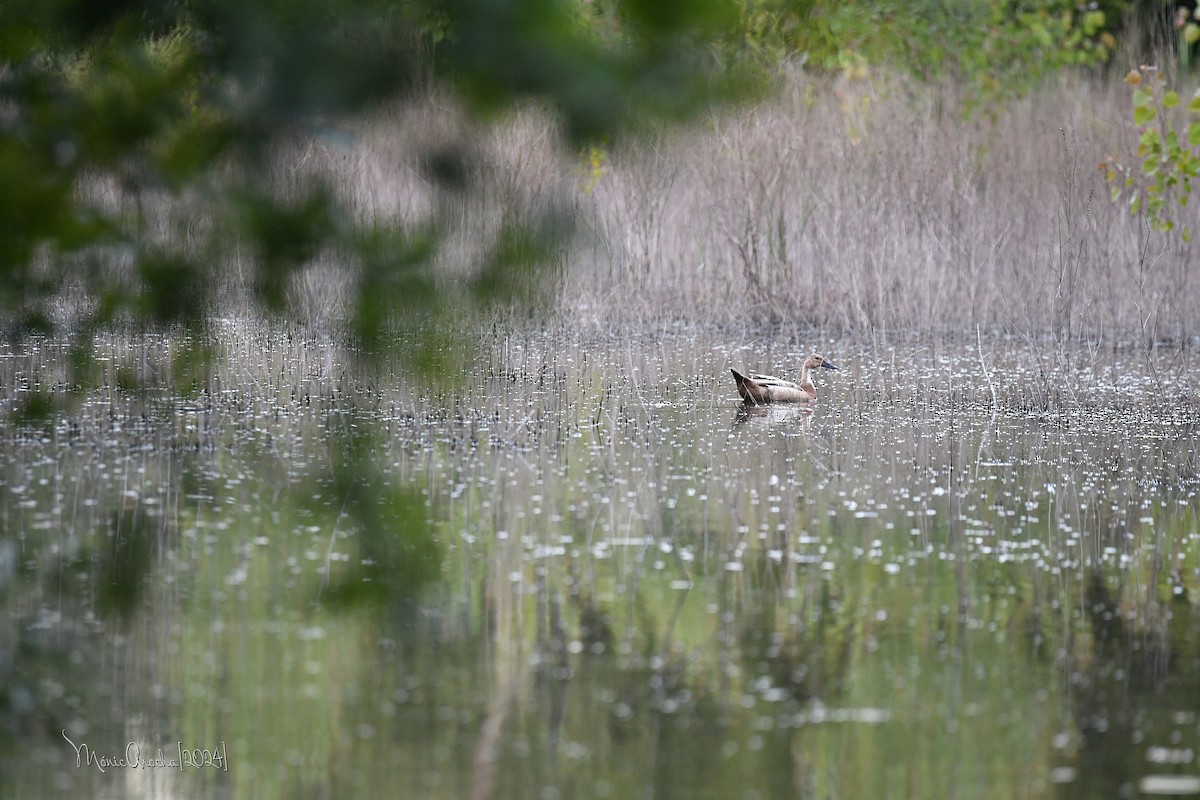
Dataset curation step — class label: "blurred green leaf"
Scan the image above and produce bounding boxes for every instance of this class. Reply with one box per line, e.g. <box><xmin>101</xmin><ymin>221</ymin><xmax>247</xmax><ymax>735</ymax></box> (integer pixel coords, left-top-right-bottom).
<box><xmin>353</xmin><ymin>225</ymin><xmax>440</xmax><ymax>353</ymax></box>
<box><xmin>314</xmin><ymin>421</ymin><xmax>444</xmax><ymax>607</ymax></box>
<box><xmin>11</xmin><ymin>391</ymin><xmax>56</xmax><ymax>427</ymax></box>
<box><xmin>236</xmin><ymin>186</ymin><xmax>340</xmax><ymax>312</ymax></box>
<box><xmin>96</xmin><ymin>504</ymin><xmax>156</xmax><ymax>620</ymax></box>
<box><xmin>473</xmin><ymin>211</ymin><xmax>572</xmax><ymax>306</ymax></box>
<box><xmin>137</xmin><ymin>251</ymin><xmax>206</xmax><ymax>323</ymax></box>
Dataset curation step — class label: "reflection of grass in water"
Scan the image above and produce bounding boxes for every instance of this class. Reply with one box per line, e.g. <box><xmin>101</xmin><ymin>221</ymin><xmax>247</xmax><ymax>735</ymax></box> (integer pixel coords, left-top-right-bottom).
<box><xmin>169</xmin><ymin>463</ymin><xmax>446</xmax><ymax>797</ymax></box>
<box><xmin>4</xmin><ymin>325</ymin><xmax>1200</xmax><ymax>797</ymax></box>
<box><xmin>179</xmin><ymin>534</ymin><xmax>350</xmax><ymax>795</ymax></box>
<box><xmin>798</xmin><ymin>583</ymin><xmax>1059</xmax><ymax>797</ymax></box>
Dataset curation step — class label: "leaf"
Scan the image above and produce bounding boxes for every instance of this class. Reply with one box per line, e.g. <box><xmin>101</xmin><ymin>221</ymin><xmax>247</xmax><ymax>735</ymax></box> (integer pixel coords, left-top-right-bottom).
<box><xmin>1134</xmin><ymin>104</ymin><xmax>1155</xmax><ymax>126</ymax></box>
<box><xmin>1164</xmin><ymin>90</ymin><xmax>1179</xmax><ymax>109</ymax></box>
<box><xmin>1189</xmin><ymin>123</ymin><xmax>1200</xmax><ymax>147</ymax></box>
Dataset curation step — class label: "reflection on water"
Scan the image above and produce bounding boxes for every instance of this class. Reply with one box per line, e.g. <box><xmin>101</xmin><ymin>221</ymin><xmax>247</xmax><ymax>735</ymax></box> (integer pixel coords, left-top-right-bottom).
<box><xmin>733</xmin><ymin>401</ymin><xmax>813</xmax><ymax>429</ymax></box>
<box><xmin>2</xmin><ymin>326</ymin><xmax>1199</xmax><ymax>799</ymax></box>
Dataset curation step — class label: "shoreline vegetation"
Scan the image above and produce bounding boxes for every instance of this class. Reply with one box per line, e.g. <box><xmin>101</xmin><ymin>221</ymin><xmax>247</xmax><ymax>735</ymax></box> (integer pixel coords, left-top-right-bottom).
<box><xmin>238</xmin><ymin>67</ymin><xmax>1197</xmax><ymax>348</ymax></box>
<box><xmin>6</xmin><ymin>3</ymin><xmax>1199</xmax><ymax>361</ymax></box>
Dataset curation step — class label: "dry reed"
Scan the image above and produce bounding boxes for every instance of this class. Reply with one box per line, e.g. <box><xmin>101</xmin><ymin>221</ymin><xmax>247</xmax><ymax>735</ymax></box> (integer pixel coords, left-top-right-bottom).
<box><xmin>566</xmin><ymin>70</ymin><xmax>1194</xmax><ymax>343</ymax></box>
<box><xmin>83</xmin><ymin>69</ymin><xmax>1194</xmax><ymax>347</ymax></box>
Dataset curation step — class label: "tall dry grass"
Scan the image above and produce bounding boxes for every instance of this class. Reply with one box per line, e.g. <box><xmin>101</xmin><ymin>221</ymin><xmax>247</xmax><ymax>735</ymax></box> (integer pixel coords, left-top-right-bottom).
<box><xmin>568</xmin><ymin>69</ymin><xmax>1195</xmax><ymax>343</ymax></box>
<box><xmin>259</xmin><ymin>68</ymin><xmax>1197</xmax><ymax>346</ymax></box>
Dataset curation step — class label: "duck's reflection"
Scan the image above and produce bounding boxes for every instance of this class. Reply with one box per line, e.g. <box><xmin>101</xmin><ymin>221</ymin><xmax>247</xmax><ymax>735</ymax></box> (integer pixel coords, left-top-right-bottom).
<box><xmin>732</xmin><ymin>401</ymin><xmax>814</xmax><ymax>429</ymax></box>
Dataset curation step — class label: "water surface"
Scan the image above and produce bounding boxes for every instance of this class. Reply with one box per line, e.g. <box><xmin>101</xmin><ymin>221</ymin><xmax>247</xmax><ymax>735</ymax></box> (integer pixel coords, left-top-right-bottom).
<box><xmin>3</xmin><ymin>326</ymin><xmax>1199</xmax><ymax>799</ymax></box>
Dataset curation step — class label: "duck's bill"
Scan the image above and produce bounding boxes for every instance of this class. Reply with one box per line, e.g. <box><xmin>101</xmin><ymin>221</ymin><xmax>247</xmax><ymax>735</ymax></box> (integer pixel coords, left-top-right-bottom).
<box><xmin>821</xmin><ymin>361</ymin><xmax>839</xmax><ymax>371</ymax></box>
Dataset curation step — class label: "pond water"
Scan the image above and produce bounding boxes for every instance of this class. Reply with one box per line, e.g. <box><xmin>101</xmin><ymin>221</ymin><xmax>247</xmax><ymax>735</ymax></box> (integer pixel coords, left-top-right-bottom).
<box><xmin>3</xmin><ymin>324</ymin><xmax>1199</xmax><ymax>799</ymax></box>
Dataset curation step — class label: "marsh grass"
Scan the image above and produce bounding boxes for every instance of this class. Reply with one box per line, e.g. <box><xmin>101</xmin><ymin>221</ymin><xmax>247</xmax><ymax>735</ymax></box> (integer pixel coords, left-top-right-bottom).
<box><xmin>56</xmin><ymin>65</ymin><xmax>1196</xmax><ymax>349</ymax></box>
<box><xmin>348</xmin><ymin>69</ymin><xmax>1183</xmax><ymax>346</ymax></box>
<box><xmin>565</xmin><ymin>70</ymin><xmax>1192</xmax><ymax>340</ymax></box>
<box><xmin>35</xmin><ymin>50</ymin><xmax>1197</xmax><ymax>362</ymax></box>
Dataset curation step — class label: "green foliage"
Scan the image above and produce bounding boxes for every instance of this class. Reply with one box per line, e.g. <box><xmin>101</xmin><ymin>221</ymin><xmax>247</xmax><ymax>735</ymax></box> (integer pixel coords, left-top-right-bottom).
<box><xmin>0</xmin><ymin>0</ymin><xmax>740</xmax><ymax>362</ymax></box>
<box><xmin>352</xmin><ymin>226</ymin><xmax>440</xmax><ymax>353</ymax></box>
<box><xmin>961</xmin><ymin>2</ymin><xmax>1113</xmax><ymax>104</ymax></box>
<box><xmin>96</xmin><ymin>504</ymin><xmax>158</xmax><ymax>620</ymax></box>
<box><xmin>137</xmin><ymin>249</ymin><xmax>209</xmax><ymax>323</ymax></box>
<box><xmin>235</xmin><ymin>185</ymin><xmax>340</xmax><ymax>313</ymax></box>
<box><xmin>436</xmin><ymin>0</ymin><xmax>743</xmax><ymax>142</ymax></box>
<box><xmin>725</xmin><ymin>0</ymin><xmax>1117</xmax><ymax>108</ymax></box>
<box><xmin>317</xmin><ymin>424</ymin><xmax>443</xmax><ymax>608</ymax></box>
<box><xmin>1104</xmin><ymin>67</ymin><xmax>1200</xmax><ymax>241</ymax></box>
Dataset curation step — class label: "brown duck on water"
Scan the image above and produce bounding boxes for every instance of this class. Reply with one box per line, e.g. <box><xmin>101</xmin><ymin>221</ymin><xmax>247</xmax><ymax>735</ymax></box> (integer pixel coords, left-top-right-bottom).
<box><xmin>731</xmin><ymin>354</ymin><xmax>838</xmax><ymax>404</ymax></box>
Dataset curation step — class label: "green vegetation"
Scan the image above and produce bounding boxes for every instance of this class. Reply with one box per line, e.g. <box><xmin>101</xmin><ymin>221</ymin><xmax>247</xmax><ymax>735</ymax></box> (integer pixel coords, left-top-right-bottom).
<box><xmin>726</xmin><ymin>0</ymin><xmax>1116</xmax><ymax>108</ymax></box>
<box><xmin>1105</xmin><ymin>66</ymin><xmax>1200</xmax><ymax>241</ymax></box>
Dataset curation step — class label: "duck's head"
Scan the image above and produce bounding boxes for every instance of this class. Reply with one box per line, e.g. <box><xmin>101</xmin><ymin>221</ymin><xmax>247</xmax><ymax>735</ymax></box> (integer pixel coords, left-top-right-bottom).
<box><xmin>806</xmin><ymin>354</ymin><xmax>839</xmax><ymax>371</ymax></box>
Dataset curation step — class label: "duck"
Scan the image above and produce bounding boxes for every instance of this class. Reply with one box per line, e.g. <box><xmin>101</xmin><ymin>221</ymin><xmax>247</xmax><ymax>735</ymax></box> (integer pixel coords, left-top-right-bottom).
<box><xmin>731</xmin><ymin>354</ymin><xmax>838</xmax><ymax>404</ymax></box>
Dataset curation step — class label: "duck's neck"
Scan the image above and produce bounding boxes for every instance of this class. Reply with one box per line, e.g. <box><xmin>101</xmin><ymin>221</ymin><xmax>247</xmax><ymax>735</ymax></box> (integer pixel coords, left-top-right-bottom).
<box><xmin>798</xmin><ymin>365</ymin><xmax>815</xmax><ymax>390</ymax></box>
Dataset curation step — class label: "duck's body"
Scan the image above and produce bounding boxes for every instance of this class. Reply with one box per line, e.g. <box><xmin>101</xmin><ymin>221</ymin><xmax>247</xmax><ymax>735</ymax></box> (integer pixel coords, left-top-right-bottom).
<box><xmin>732</xmin><ymin>354</ymin><xmax>838</xmax><ymax>404</ymax></box>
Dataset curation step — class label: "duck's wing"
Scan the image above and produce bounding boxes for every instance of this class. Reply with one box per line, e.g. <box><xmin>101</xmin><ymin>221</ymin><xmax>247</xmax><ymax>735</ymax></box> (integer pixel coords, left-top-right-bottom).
<box><xmin>748</xmin><ymin>372</ymin><xmax>815</xmax><ymax>403</ymax></box>
<box><xmin>732</xmin><ymin>368</ymin><xmax>771</xmax><ymax>403</ymax></box>
<box><xmin>747</xmin><ymin>372</ymin><xmax>799</xmax><ymax>389</ymax></box>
